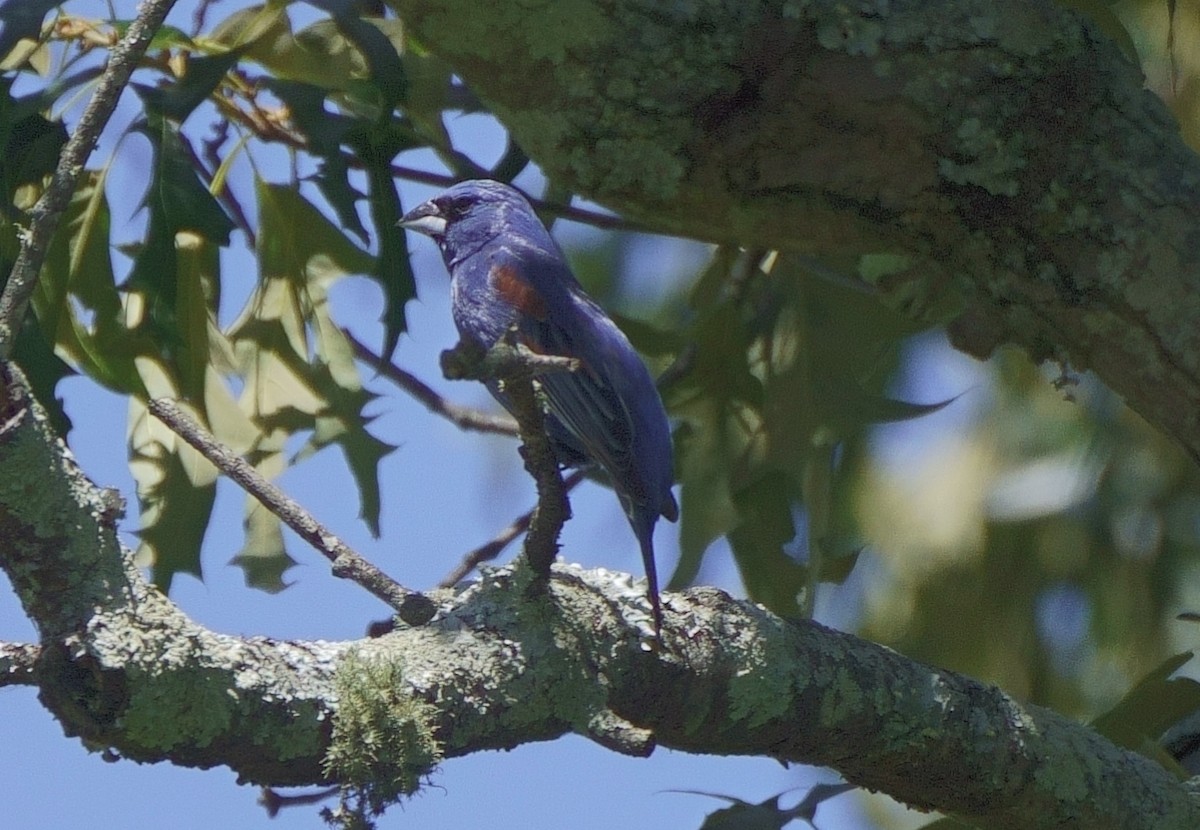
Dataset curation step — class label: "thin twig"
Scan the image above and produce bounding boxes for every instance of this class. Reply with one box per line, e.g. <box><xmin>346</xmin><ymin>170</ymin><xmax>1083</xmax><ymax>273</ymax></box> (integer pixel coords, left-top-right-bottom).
<box><xmin>347</xmin><ymin>331</ymin><xmax>519</xmax><ymax>436</ymax></box>
<box><xmin>0</xmin><ymin>0</ymin><xmax>179</xmax><ymax>359</ymax></box>
<box><xmin>0</xmin><ymin>642</ymin><xmax>40</xmax><ymax>688</ymax></box>
<box><xmin>146</xmin><ymin>398</ymin><xmax>435</xmax><ymax>624</ymax></box>
<box><xmin>439</xmin><ymin>469</ymin><xmax>588</xmax><ymax>588</ymax></box>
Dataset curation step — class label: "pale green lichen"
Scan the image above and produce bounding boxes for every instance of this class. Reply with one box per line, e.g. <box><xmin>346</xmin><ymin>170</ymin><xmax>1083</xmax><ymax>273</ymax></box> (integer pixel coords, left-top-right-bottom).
<box><xmin>817</xmin><ymin>666</ymin><xmax>865</xmax><ymax>729</ymax></box>
<box><xmin>122</xmin><ymin>668</ymin><xmax>233</xmax><ymax>750</ymax></box>
<box><xmin>324</xmin><ymin>650</ymin><xmax>441</xmax><ymax>818</ymax></box>
<box><xmin>726</xmin><ymin>626</ymin><xmax>801</xmax><ymax>729</ymax></box>
<box><xmin>938</xmin><ymin>118</ymin><xmax>1027</xmax><ymax>197</ymax></box>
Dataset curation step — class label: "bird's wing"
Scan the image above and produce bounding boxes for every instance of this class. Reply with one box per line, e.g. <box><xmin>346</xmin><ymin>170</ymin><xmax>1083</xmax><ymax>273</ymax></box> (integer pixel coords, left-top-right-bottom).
<box><xmin>533</xmin><ymin>310</ymin><xmax>636</xmax><ymax>480</ymax></box>
<box><xmin>490</xmin><ymin>246</ymin><xmax>641</xmax><ymax>489</ymax></box>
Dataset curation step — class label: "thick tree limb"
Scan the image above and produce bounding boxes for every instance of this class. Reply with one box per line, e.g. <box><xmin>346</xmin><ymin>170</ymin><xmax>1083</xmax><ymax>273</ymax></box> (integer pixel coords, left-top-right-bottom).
<box><xmin>392</xmin><ymin>0</ymin><xmax>1200</xmax><ymax>463</ymax></box>
<box><xmin>2</xmin><ymin>362</ymin><xmax>1199</xmax><ymax>827</ymax></box>
<box><xmin>0</xmin><ymin>641</ymin><xmax>39</xmax><ymax>687</ymax></box>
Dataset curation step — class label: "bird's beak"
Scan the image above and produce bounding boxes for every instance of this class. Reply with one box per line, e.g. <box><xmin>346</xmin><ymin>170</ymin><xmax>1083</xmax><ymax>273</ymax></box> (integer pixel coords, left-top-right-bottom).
<box><xmin>397</xmin><ymin>201</ymin><xmax>447</xmax><ymax>237</ymax></box>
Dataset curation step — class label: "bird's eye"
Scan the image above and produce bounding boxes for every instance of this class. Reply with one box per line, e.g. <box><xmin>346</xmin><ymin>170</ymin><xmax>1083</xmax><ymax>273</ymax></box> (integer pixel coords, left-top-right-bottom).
<box><xmin>436</xmin><ymin>196</ymin><xmax>471</xmax><ymax>221</ymax></box>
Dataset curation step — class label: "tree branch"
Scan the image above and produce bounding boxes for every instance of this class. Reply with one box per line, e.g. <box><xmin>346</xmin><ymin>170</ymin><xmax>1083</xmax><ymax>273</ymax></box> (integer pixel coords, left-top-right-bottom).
<box><xmin>145</xmin><ymin>398</ymin><xmax>434</xmax><ymax>625</ymax></box>
<box><xmin>392</xmin><ymin>0</ymin><xmax>1200</xmax><ymax>466</ymax></box>
<box><xmin>347</xmin><ymin>331</ymin><xmax>519</xmax><ymax>437</ymax></box>
<box><xmin>2</xmin><ymin>362</ymin><xmax>1198</xmax><ymax>827</ymax></box>
<box><xmin>0</xmin><ymin>0</ymin><xmax>179</xmax><ymax>358</ymax></box>
<box><xmin>0</xmin><ymin>642</ymin><xmax>40</xmax><ymax>687</ymax></box>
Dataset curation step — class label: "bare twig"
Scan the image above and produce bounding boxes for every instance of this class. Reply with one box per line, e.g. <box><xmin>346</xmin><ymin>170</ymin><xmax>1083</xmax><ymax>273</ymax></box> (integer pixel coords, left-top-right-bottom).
<box><xmin>440</xmin><ymin>335</ymin><xmax>578</xmax><ymax>578</ymax></box>
<box><xmin>0</xmin><ymin>642</ymin><xmax>40</xmax><ymax>688</ymax></box>
<box><xmin>0</xmin><ymin>0</ymin><xmax>180</xmax><ymax>359</ymax></box>
<box><xmin>347</xmin><ymin>331</ymin><xmax>519</xmax><ymax>436</ymax></box>
<box><xmin>439</xmin><ymin>469</ymin><xmax>588</xmax><ymax>588</ymax></box>
<box><xmin>259</xmin><ymin>786</ymin><xmax>338</xmax><ymax>819</ymax></box>
<box><xmin>146</xmin><ymin>398</ymin><xmax>435</xmax><ymax>624</ymax></box>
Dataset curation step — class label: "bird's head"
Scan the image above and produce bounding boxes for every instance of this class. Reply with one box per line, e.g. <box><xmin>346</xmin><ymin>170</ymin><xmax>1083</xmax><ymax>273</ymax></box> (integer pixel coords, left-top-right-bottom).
<box><xmin>398</xmin><ymin>179</ymin><xmax>547</xmax><ymax>265</ymax></box>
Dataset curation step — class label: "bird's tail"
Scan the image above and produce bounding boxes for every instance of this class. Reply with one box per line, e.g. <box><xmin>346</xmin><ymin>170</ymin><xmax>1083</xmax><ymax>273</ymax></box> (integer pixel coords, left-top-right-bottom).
<box><xmin>629</xmin><ymin>506</ymin><xmax>663</xmax><ymax>636</ymax></box>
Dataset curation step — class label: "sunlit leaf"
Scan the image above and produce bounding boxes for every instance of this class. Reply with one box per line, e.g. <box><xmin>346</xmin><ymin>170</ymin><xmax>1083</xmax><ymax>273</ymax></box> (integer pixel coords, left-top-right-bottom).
<box><xmin>0</xmin><ymin>0</ymin><xmax>59</xmax><ymax>64</ymax></box>
<box><xmin>227</xmin><ymin>180</ymin><xmax>390</xmax><ymax>558</ymax></box>
<box><xmin>230</xmin><ymin>428</ymin><xmax>297</xmax><ymax>592</ymax></box>
<box><xmin>264</xmin><ymin>78</ymin><xmax>365</xmax><ymax>241</ymax></box>
<box><xmin>125</xmin><ymin>116</ymin><xmax>234</xmax><ymax>400</ymax></box>
<box><xmin>129</xmin><ymin>362</ymin><xmax>219</xmax><ymax>589</ymax></box>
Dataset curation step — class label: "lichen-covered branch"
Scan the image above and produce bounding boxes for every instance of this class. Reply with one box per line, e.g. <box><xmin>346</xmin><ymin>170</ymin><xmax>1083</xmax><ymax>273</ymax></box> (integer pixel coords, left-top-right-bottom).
<box><xmin>2</xmin><ymin>362</ymin><xmax>1198</xmax><ymax>827</ymax></box>
<box><xmin>0</xmin><ymin>641</ymin><xmax>39</xmax><ymax>687</ymax></box>
<box><xmin>392</xmin><ymin>0</ymin><xmax>1200</xmax><ymax>462</ymax></box>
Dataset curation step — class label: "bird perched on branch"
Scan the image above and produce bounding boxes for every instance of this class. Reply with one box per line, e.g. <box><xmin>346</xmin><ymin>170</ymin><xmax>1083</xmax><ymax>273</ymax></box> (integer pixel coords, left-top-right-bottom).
<box><xmin>399</xmin><ymin>179</ymin><xmax>678</xmax><ymax>631</ymax></box>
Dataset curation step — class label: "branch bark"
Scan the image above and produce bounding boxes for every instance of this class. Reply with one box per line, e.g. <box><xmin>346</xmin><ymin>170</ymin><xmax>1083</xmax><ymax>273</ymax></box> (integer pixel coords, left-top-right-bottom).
<box><xmin>392</xmin><ymin>0</ymin><xmax>1200</xmax><ymax>464</ymax></box>
<box><xmin>2</xmin><ymin>362</ymin><xmax>1198</xmax><ymax>828</ymax></box>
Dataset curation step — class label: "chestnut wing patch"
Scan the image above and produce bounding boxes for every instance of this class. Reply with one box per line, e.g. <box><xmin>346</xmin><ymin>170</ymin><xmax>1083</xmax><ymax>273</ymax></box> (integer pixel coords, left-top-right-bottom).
<box><xmin>490</xmin><ymin>263</ymin><xmax>548</xmax><ymax>319</ymax></box>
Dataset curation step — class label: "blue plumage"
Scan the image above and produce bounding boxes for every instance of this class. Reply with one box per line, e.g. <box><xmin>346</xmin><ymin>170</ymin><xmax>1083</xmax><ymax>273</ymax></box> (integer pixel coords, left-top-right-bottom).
<box><xmin>400</xmin><ymin>180</ymin><xmax>677</xmax><ymax>630</ymax></box>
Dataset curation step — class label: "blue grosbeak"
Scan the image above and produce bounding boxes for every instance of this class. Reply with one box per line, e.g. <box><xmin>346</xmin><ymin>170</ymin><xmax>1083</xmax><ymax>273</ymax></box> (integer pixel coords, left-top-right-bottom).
<box><xmin>399</xmin><ymin>180</ymin><xmax>678</xmax><ymax>630</ymax></box>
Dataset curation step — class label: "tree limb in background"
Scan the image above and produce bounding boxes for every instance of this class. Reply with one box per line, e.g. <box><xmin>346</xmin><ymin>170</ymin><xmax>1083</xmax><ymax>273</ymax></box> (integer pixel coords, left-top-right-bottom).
<box><xmin>147</xmin><ymin>398</ymin><xmax>434</xmax><ymax>624</ymax></box>
<box><xmin>391</xmin><ymin>0</ymin><xmax>1200</xmax><ymax>468</ymax></box>
<box><xmin>347</xmin><ymin>331</ymin><xmax>519</xmax><ymax>437</ymax></box>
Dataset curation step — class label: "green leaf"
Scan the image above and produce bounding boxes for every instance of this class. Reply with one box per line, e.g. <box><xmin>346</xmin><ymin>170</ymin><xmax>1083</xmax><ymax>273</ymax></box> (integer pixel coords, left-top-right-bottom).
<box><xmin>728</xmin><ymin>472</ymin><xmax>807</xmax><ymax>618</ymax></box>
<box><xmin>264</xmin><ymin>79</ymin><xmax>366</xmax><ymax>241</ymax></box>
<box><xmin>310</xmin><ymin>0</ymin><xmax>408</xmax><ymax>109</ymax></box>
<box><xmin>1092</xmin><ymin>651</ymin><xmax>1200</xmax><ymax>760</ymax></box>
<box><xmin>294</xmin><ymin>260</ymin><xmax>395</xmax><ymax>536</ymax></box>
<box><xmin>610</xmin><ymin>312</ymin><xmax>685</xmax><ymax>359</ymax></box>
<box><xmin>0</xmin><ymin>0</ymin><xmax>60</xmax><ymax>64</ymax></box>
<box><xmin>126</xmin><ymin>116</ymin><xmax>233</xmax><ymax>397</ymax></box>
<box><xmin>229</xmin><ymin>430</ymin><xmax>298</xmax><ymax>592</ymax></box>
<box><xmin>227</xmin><ymin>180</ymin><xmax>391</xmax><ymax>562</ymax></box>
<box><xmin>133</xmin><ymin>116</ymin><xmax>235</xmax><ymax>245</ymax></box>
<box><xmin>10</xmin><ymin>309</ymin><xmax>73</xmax><ymax>436</ymax></box>
<box><xmin>214</xmin><ymin>5</ymin><xmax>407</xmax><ymax>96</ymax></box>
<box><xmin>0</xmin><ymin>77</ymin><xmax>67</xmax><ymax>210</ymax></box>
<box><xmin>129</xmin><ymin>378</ymin><xmax>219</xmax><ymax>590</ymax></box>
<box><xmin>38</xmin><ymin>168</ymin><xmax>147</xmax><ymax>394</ymax></box>
<box><xmin>360</xmin><ymin>149</ymin><xmax>412</xmax><ymax>358</ymax></box>
<box><xmin>136</xmin><ymin>48</ymin><xmax>246</xmax><ymax>123</ymax></box>
<box><xmin>667</xmin><ymin>300</ymin><xmax>763</xmax><ymax>588</ymax></box>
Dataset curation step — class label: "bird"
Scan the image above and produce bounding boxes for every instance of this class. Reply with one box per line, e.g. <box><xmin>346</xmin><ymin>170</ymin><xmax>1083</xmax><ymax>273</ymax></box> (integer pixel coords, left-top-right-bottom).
<box><xmin>399</xmin><ymin>179</ymin><xmax>678</xmax><ymax>632</ymax></box>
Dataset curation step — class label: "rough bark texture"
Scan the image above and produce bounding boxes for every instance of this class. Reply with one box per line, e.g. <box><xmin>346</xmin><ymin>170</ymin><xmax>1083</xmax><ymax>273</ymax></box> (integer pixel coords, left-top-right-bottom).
<box><xmin>394</xmin><ymin>0</ymin><xmax>1200</xmax><ymax>463</ymax></box>
<box><xmin>3</xmin><ymin>362</ymin><xmax>1200</xmax><ymax>828</ymax></box>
